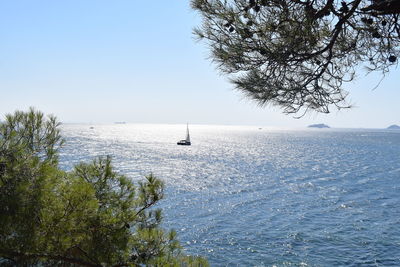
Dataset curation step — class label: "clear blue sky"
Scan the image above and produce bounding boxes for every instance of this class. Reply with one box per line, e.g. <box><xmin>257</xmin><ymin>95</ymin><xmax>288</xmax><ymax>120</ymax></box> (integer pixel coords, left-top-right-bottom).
<box><xmin>0</xmin><ymin>0</ymin><xmax>399</xmax><ymax>128</ymax></box>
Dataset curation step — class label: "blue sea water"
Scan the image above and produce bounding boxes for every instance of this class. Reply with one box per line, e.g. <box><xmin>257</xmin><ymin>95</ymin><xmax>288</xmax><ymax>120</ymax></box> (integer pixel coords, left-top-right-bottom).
<box><xmin>59</xmin><ymin>124</ymin><xmax>400</xmax><ymax>266</ymax></box>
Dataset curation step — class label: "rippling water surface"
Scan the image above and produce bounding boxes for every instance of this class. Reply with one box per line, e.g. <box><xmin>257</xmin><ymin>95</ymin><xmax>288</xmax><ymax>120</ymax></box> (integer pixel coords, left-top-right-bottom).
<box><xmin>60</xmin><ymin>124</ymin><xmax>400</xmax><ymax>266</ymax></box>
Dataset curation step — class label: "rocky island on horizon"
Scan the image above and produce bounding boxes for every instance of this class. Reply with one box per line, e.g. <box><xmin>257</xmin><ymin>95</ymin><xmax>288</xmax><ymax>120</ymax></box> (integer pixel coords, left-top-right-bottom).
<box><xmin>387</xmin><ymin>124</ymin><xmax>400</xmax><ymax>130</ymax></box>
<box><xmin>308</xmin><ymin>123</ymin><xmax>330</xmax><ymax>129</ymax></box>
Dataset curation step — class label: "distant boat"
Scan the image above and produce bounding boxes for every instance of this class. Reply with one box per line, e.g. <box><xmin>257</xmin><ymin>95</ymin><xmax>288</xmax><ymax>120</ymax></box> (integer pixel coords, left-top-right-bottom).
<box><xmin>177</xmin><ymin>124</ymin><xmax>191</xmax><ymax>146</ymax></box>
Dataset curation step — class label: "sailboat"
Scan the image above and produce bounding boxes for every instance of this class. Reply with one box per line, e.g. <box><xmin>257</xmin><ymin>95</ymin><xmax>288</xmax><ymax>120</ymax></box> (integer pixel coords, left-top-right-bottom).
<box><xmin>177</xmin><ymin>124</ymin><xmax>191</xmax><ymax>146</ymax></box>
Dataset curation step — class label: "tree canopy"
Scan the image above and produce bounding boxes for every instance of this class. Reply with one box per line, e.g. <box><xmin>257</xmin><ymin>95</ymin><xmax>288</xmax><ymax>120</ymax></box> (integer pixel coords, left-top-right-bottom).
<box><xmin>0</xmin><ymin>108</ymin><xmax>208</xmax><ymax>267</ymax></box>
<box><xmin>192</xmin><ymin>0</ymin><xmax>400</xmax><ymax>116</ymax></box>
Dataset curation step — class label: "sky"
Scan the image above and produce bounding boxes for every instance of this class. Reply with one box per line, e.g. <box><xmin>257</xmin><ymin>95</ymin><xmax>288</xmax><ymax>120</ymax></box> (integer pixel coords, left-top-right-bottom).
<box><xmin>0</xmin><ymin>0</ymin><xmax>399</xmax><ymax>128</ymax></box>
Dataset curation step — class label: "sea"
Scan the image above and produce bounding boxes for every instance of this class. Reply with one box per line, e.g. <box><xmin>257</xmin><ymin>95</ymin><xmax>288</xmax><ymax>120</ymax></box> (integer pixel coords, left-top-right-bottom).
<box><xmin>59</xmin><ymin>124</ymin><xmax>400</xmax><ymax>266</ymax></box>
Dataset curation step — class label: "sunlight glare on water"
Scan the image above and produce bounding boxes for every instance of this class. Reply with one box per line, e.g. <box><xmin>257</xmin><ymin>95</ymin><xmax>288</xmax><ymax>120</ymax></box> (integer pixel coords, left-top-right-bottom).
<box><xmin>60</xmin><ymin>124</ymin><xmax>400</xmax><ymax>266</ymax></box>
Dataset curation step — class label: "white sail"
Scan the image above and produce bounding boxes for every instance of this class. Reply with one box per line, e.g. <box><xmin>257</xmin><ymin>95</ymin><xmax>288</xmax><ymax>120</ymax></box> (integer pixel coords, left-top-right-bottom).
<box><xmin>185</xmin><ymin>123</ymin><xmax>190</xmax><ymax>142</ymax></box>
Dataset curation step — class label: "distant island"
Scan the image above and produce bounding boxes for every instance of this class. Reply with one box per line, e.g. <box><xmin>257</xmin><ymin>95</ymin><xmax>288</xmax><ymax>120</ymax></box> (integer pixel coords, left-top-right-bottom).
<box><xmin>308</xmin><ymin>123</ymin><xmax>330</xmax><ymax>129</ymax></box>
<box><xmin>387</xmin><ymin>124</ymin><xmax>400</xmax><ymax>130</ymax></box>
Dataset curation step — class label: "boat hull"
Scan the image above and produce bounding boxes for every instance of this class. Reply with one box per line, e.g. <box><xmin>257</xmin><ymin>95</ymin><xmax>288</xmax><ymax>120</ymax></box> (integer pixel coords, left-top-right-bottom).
<box><xmin>177</xmin><ymin>140</ymin><xmax>191</xmax><ymax>145</ymax></box>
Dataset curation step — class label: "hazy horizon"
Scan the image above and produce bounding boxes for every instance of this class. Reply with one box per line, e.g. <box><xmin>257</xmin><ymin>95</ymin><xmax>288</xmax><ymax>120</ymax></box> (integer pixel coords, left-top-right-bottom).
<box><xmin>58</xmin><ymin>121</ymin><xmax>400</xmax><ymax>130</ymax></box>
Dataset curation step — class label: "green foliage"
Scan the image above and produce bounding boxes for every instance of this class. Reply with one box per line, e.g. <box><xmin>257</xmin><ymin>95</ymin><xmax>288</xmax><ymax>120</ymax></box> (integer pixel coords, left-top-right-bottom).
<box><xmin>0</xmin><ymin>108</ymin><xmax>208</xmax><ymax>267</ymax></box>
<box><xmin>192</xmin><ymin>0</ymin><xmax>400</xmax><ymax>116</ymax></box>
